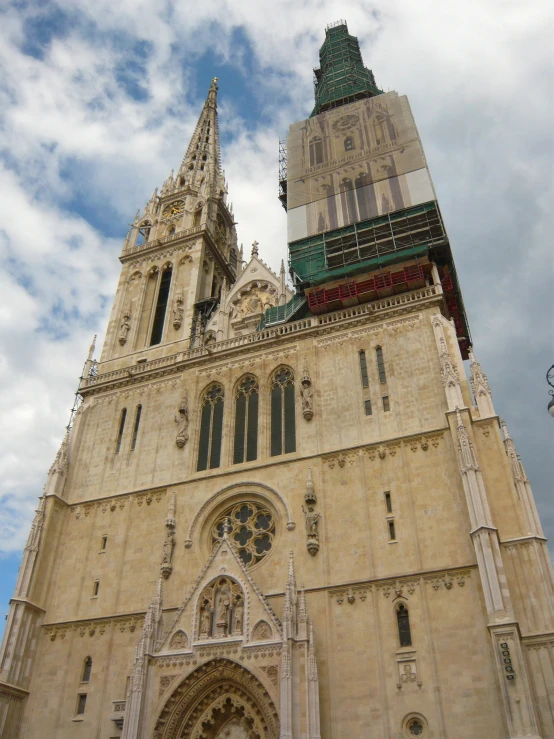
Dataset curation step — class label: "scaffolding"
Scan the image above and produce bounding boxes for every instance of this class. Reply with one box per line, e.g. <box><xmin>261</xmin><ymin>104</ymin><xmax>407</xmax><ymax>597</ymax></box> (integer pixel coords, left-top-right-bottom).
<box><xmin>278</xmin><ymin>139</ymin><xmax>287</xmax><ymax>211</ymax></box>
<box><xmin>311</xmin><ymin>21</ymin><xmax>381</xmax><ymax>117</ymax></box>
<box><xmin>289</xmin><ymin>202</ymin><xmax>447</xmax><ymax>285</ymax></box>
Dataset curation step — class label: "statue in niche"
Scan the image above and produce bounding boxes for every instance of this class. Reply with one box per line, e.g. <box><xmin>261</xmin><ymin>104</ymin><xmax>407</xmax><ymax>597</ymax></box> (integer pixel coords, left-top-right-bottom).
<box><xmin>302</xmin><ymin>505</ymin><xmax>321</xmax><ymax>538</ymax></box>
<box><xmin>233</xmin><ymin>599</ymin><xmax>244</xmax><ymax>635</ymax></box>
<box><xmin>161</xmin><ymin>532</ymin><xmax>174</xmax><ymax>565</ymax></box>
<box><xmin>215</xmin><ymin>586</ymin><xmax>231</xmax><ymax>637</ymax></box>
<box><xmin>300</xmin><ymin>363</ymin><xmax>314</xmax><ymax>420</ymax></box>
<box><xmin>118</xmin><ymin>304</ymin><xmax>131</xmax><ymax>345</ymax></box>
<box><xmin>174</xmin><ymin>394</ymin><xmax>189</xmax><ymax>448</ymax></box>
<box><xmin>172</xmin><ymin>290</ymin><xmax>184</xmax><ymax>329</ymax></box>
<box><xmin>200</xmin><ymin>601</ymin><xmax>212</xmax><ymax>638</ymax></box>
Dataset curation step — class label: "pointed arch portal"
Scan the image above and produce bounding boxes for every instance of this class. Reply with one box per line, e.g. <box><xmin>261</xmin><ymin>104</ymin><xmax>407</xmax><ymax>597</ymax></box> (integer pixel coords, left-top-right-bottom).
<box><xmin>153</xmin><ymin>658</ymin><xmax>279</xmax><ymax>739</ymax></box>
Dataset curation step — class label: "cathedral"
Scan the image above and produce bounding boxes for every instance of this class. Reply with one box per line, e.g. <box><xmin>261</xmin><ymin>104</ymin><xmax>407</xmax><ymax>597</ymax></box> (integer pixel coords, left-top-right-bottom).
<box><xmin>1</xmin><ymin>20</ymin><xmax>553</xmax><ymax>739</ymax></box>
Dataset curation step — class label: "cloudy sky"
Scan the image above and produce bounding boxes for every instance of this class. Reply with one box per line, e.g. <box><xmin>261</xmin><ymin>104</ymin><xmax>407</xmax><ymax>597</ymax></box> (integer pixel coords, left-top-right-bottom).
<box><xmin>0</xmin><ymin>0</ymin><xmax>552</xmax><ymax>628</ymax></box>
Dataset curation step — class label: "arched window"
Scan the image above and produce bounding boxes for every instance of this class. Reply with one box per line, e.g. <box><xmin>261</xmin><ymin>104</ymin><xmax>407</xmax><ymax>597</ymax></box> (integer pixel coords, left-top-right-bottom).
<box><xmin>359</xmin><ymin>351</ymin><xmax>369</xmax><ymax>388</ymax></box>
<box><xmin>376</xmin><ymin>346</ymin><xmax>387</xmax><ymax>383</ymax></box>
<box><xmin>233</xmin><ymin>376</ymin><xmax>259</xmax><ymax>464</ymax></box>
<box><xmin>344</xmin><ymin>136</ymin><xmax>354</xmax><ymax>151</ymax></box>
<box><xmin>149</xmin><ymin>266</ymin><xmax>172</xmax><ymax>346</ymax></box>
<box><xmin>197</xmin><ymin>384</ymin><xmax>224</xmax><ymax>471</ymax></box>
<box><xmin>193</xmin><ymin>207</ymin><xmax>202</xmax><ymax>227</ymax></box>
<box><xmin>115</xmin><ymin>408</ymin><xmax>127</xmax><ymax>454</ymax></box>
<box><xmin>130</xmin><ymin>405</ymin><xmax>142</xmax><ymax>451</ymax></box>
<box><xmin>396</xmin><ymin>603</ymin><xmax>412</xmax><ymax>647</ymax></box>
<box><xmin>81</xmin><ymin>657</ymin><xmax>92</xmax><ymax>683</ymax></box>
<box><xmin>309</xmin><ymin>136</ymin><xmax>323</xmax><ymax>167</ymax></box>
<box><xmin>270</xmin><ymin>367</ymin><xmax>296</xmax><ymax>457</ymax></box>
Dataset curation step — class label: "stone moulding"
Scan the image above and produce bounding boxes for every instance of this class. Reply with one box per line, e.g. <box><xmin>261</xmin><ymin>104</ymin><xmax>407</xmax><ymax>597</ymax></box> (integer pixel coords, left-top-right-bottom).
<box><xmin>71</xmin><ymin>488</ymin><xmax>167</xmax><ymax>518</ymax></box>
<box><xmin>329</xmin><ymin>567</ymin><xmax>474</xmax><ymax>604</ymax></box>
<box><xmin>322</xmin><ymin>429</ymin><xmax>445</xmax><ymax>468</ymax></box>
<box><xmin>43</xmin><ymin>614</ymin><xmax>145</xmax><ymax>641</ymax></box>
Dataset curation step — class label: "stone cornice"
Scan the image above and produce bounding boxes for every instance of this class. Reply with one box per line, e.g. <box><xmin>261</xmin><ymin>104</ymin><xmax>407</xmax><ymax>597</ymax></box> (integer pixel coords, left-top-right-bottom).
<box><xmin>8</xmin><ymin>597</ymin><xmax>46</xmax><ymax>613</ymax></box>
<box><xmin>0</xmin><ymin>681</ymin><xmax>29</xmax><ymax>700</ymax></box>
<box><xmin>80</xmin><ymin>285</ymin><xmax>443</xmax><ymax>397</ymax></box>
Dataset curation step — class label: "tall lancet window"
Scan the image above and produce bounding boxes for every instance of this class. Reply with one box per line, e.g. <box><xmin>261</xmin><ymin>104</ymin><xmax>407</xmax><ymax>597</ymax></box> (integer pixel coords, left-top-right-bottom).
<box><xmin>233</xmin><ymin>375</ymin><xmax>259</xmax><ymax>464</ymax></box>
<box><xmin>396</xmin><ymin>603</ymin><xmax>412</xmax><ymax>647</ymax></box>
<box><xmin>270</xmin><ymin>367</ymin><xmax>296</xmax><ymax>457</ymax></box>
<box><xmin>197</xmin><ymin>384</ymin><xmax>224</xmax><ymax>471</ymax></box>
<box><xmin>149</xmin><ymin>266</ymin><xmax>172</xmax><ymax>346</ymax></box>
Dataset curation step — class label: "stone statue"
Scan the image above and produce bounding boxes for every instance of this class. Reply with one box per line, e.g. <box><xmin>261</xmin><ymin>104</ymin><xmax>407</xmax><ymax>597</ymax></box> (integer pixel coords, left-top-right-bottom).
<box><xmin>161</xmin><ymin>533</ymin><xmax>174</xmax><ymax>565</ymax></box>
<box><xmin>174</xmin><ymin>394</ymin><xmax>189</xmax><ymax>448</ymax></box>
<box><xmin>200</xmin><ymin>602</ymin><xmax>212</xmax><ymax>637</ymax></box>
<box><xmin>172</xmin><ymin>290</ymin><xmax>184</xmax><ymax>329</ymax></box>
<box><xmin>302</xmin><ymin>505</ymin><xmax>321</xmax><ymax>538</ymax></box>
<box><xmin>216</xmin><ymin>589</ymin><xmax>231</xmax><ymax>636</ymax></box>
<box><xmin>233</xmin><ymin>600</ymin><xmax>244</xmax><ymax>635</ymax></box>
<box><xmin>118</xmin><ymin>304</ymin><xmax>131</xmax><ymax>345</ymax></box>
<box><xmin>300</xmin><ymin>363</ymin><xmax>314</xmax><ymax>420</ymax></box>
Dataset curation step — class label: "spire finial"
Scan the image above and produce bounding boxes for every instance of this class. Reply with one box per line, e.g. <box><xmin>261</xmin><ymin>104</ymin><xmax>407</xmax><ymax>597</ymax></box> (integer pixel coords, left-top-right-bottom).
<box><xmin>87</xmin><ymin>335</ymin><xmax>97</xmax><ymax>362</ymax></box>
<box><xmin>251</xmin><ymin>240</ymin><xmax>259</xmax><ymax>257</ymax></box>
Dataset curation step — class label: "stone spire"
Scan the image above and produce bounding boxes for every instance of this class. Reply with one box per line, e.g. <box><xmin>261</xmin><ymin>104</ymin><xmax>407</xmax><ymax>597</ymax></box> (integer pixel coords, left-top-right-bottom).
<box><xmin>174</xmin><ymin>77</ymin><xmax>223</xmax><ymax>197</ymax></box>
<box><xmin>468</xmin><ymin>347</ymin><xmax>495</xmax><ymax>417</ymax></box>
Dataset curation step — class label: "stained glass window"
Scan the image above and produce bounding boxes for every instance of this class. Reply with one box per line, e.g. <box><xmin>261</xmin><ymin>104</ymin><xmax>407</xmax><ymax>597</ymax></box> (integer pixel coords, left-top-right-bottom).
<box><xmin>212</xmin><ymin>502</ymin><xmax>275</xmax><ymax>568</ymax></box>
<box><xmin>233</xmin><ymin>376</ymin><xmax>259</xmax><ymax>464</ymax></box>
<box><xmin>150</xmin><ymin>267</ymin><xmax>172</xmax><ymax>346</ymax></box>
<box><xmin>271</xmin><ymin>367</ymin><xmax>296</xmax><ymax>457</ymax></box>
<box><xmin>197</xmin><ymin>384</ymin><xmax>224</xmax><ymax>471</ymax></box>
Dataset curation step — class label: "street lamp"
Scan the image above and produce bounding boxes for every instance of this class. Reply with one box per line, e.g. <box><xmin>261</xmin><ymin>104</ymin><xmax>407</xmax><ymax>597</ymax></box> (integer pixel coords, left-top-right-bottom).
<box><xmin>547</xmin><ymin>365</ymin><xmax>554</xmax><ymax>419</ymax></box>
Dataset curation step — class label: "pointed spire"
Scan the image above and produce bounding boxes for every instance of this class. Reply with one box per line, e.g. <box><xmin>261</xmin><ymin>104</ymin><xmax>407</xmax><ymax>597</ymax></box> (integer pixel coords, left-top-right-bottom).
<box><xmin>178</xmin><ymin>78</ymin><xmax>222</xmax><ymax>190</ymax></box>
<box><xmin>87</xmin><ymin>335</ymin><xmax>97</xmax><ymax>362</ymax></box>
<box><xmin>297</xmin><ymin>585</ymin><xmax>308</xmax><ymax>639</ymax></box>
<box><xmin>469</xmin><ymin>346</ymin><xmax>495</xmax><ymax>417</ymax></box>
<box><xmin>455</xmin><ymin>407</ymin><xmax>479</xmax><ymax>473</ymax></box>
<box><xmin>501</xmin><ymin>418</ymin><xmax>524</xmax><ymax>482</ymax></box>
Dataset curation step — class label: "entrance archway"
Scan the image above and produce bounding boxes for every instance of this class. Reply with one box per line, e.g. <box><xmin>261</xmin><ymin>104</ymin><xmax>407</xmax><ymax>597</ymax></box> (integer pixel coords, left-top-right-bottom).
<box><xmin>153</xmin><ymin>658</ymin><xmax>279</xmax><ymax>739</ymax></box>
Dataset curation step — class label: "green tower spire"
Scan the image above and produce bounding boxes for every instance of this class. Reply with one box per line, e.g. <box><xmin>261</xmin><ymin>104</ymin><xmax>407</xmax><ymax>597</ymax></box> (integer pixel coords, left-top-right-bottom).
<box><xmin>311</xmin><ymin>20</ymin><xmax>382</xmax><ymax>117</ymax></box>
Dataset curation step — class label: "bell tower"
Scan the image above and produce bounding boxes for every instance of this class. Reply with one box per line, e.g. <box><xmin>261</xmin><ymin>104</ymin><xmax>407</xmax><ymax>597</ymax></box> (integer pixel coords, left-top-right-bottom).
<box><xmin>100</xmin><ymin>78</ymin><xmax>238</xmax><ymax>364</ymax></box>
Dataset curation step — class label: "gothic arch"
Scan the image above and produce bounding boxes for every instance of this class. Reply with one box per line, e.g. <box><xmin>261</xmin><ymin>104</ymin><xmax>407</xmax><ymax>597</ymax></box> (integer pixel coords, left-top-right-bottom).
<box><xmin>184</xmin><ymin>481</ymin><xmax>295</xmax><ymax>548</ymax></box>
<box><xmin>153</xmin><ymin>658</ymin><xmax>279</xmax><ymax>739</ymax></box>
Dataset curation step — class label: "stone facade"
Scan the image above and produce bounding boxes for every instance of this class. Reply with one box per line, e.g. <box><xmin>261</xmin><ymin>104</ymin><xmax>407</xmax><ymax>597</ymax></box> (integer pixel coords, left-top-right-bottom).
<box><xmin>1</xmin><ymin>71</ymin><xmax>553</xmax><ymax>739</ymax></box>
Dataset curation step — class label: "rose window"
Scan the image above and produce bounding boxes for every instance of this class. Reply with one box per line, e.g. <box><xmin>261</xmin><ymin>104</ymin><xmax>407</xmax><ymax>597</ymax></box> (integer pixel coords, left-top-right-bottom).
<box><xmin>407</xmin><ymin>719</ymin><xmax>424</xmax><ymax>736</ymax></box>
<box><xmin>213</xmin><ymin>503</ymin><xmax>275</xmax><ymax>567</ymax></box>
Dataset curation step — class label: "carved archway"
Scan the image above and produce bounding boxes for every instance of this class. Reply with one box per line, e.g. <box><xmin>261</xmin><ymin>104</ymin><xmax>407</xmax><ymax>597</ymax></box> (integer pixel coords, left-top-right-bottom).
<box><xmin>154</xmin><ymin>658</ymin><xmax>279</xmax><ymax>739</ymax></box>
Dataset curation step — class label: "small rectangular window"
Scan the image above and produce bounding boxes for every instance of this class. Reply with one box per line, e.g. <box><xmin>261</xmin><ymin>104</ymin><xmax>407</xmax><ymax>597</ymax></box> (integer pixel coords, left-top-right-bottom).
<box><xmin>77</xmin><ymin>694</ymin><xmax>87</xmax><ymax>715</ymax></box>
<box><xmin>101</xmin><ymin>536</ymin><xmax>107</xmax><ymax>551</ymax></box>
<box><xmin>388</xmin><ymin>520</ymin><xmax>396</xmax><ymax>541</ymax></box>
<box><xmin>115</xmin><ymin>408</ymin><xmax>127</xmax><ymax>454</ymax></box>
<box><xmin>130</xmin><ymin>405</ymin><xmax>142</xmax><ymax>451</ymax></box>
<box><xmin>359</xmin><ymin>351</ymin><xmax>369</xmax><ymax>388</ymax></box>
<box><xmin>384</xmin><ymin>492</ymin><xmax>392</xmax><ymax>513</ymax></box>
<box><xmin>382</xmin><ymin>396</ymin><xmax>390</xmax><ymax>412</ymax></box>
<box><xmin>364</xmin><ymin>399</ymin><xmax>372</xmax><ymax>416</ymax></box>
<box><xmin>93</xmin><ymin>580</ymin><xmax>99</xmax><ymax>597</ymax></box>
<box><xmin>376</xmin><ymin>347</ymin><xmax>387</xmax><ymax>383</ymax></box>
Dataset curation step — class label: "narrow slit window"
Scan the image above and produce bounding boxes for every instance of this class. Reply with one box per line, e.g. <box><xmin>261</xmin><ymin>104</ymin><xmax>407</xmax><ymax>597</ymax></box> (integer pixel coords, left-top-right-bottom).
<box><xmin>388</xmin><ymin>520</ymin><xmax>396</xmax><ymax>541</ymax></box>
<box><xmin>197</xmin><ymin>384</ymin><xmax>224</xmax><ymax>471</ymax></box>
<box><xmin>270</xmin><ymin>367</ymin><xmax>296</xmax><ymax>457</ymax></box>
<box><xmin>376</xmin><ymin>347</ymin><xmax>387</xmax><ymax>383</ymax></box>
<box><xmin>115</xmin><ymin>408</ymin><xmax>127</xmax><ymax>454</ymax></box>
<box><xmin>150</xmin><ymin>267</ymin><xmax>172</xmax><ymax>346</ymax></box>
<box><xmin>92</xmin><ymin>580</ymin><xmax>99</xmax><ymax>597</ymax></box>
<box><xmin>384</xmin><ymin>492</ymin><xmax>392</xmax><ymax>513</ymax></box>
<box><xmin>101</xmin><ymin>536</ymin><xmax>107</xmax><ymax>550</ymax></box>
<box><xmin>364</xmin><ymin>399</ymin><xmax>372</xmax><ymax>416</ymax></box>
<box><xmin>233</xmin><ymin>376</ymin><xmax>259</xmax><ymax>464</ymax></box>
<box><xmin>82</xmin><ymin>657</ymin><xmax>92</xmax><ymax>683</ymax></box>
<box><xmin>382</xmin><ymin>396</ymin><xmax>390</xmax><ymax>412</ymax></box>
<box><xmin>77</xmin><ymin>694</ymin><xmax>87</xmax><ymax>715</ymax></box>
<box><xmin>396</xmin><ymin>603</ymin><xmax>412</xmax><ymax>647</ymax></box>
<box><xmin>130</xmin><ymin>405</ymin><xmax>142</xmax><ymax>451</ymax></box>
<box><xmin>359</xmin><ymin>351</ymin><xmax>369</xmax><ymax>388</ymax></box>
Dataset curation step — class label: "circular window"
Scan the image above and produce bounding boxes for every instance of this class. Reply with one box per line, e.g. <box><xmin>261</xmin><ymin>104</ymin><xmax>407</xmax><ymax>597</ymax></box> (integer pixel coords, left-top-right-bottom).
<box><xmin>213</xmin><ymin>503</ymin><xmax>275</xmax><ymax>568</ymax></box>
<box><xmin>407</xmin><ymin>718</ymin><xmax>424</xmax><ymax>736</ymax></box>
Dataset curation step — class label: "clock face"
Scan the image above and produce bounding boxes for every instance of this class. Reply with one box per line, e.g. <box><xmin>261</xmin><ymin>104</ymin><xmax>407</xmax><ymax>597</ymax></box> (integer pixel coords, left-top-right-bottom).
<box><xmin>162</xmin><ymin>200</ymin><xmax>185</xmax><ymax>217</ymax></box>
<box><xmin>332</xmin><ymin>114</ymin><xmax>359</xmax><ymax>135</ymax></box>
